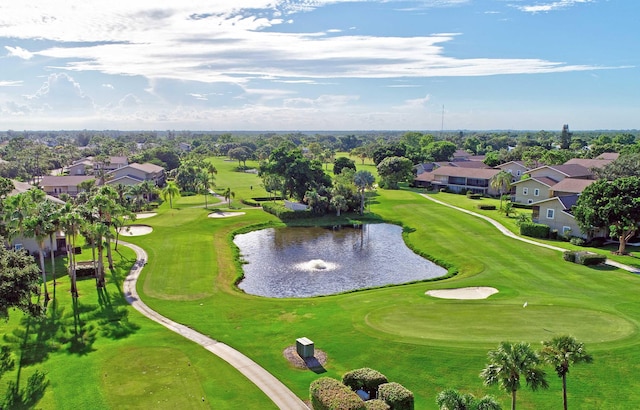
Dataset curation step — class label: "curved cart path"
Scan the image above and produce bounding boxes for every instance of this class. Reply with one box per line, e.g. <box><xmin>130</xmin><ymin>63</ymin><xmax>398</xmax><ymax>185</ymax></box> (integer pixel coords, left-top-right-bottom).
<box><xmin>420</xmin><ymin>193</ymin><xmax>640</xmax><ymax>274</ymax></box>
<box><xmin>120</xmin><ymin>241</ymin><xmax>308</xmax><ymax>410</ymax></box>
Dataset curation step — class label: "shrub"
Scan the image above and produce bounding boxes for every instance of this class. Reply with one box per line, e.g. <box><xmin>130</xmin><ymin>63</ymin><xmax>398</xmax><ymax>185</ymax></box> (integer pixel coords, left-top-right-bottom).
<box><xmin>241</xmin><ymin>198</ymin><xmax>261</xmax><ymax>207</ymax></box>
<box><xmin>261</xmin><ymin>202</ymin><xmax>312</xmax><ymax>221</ymax></box>
<box><xmin>342</xmin><ymin>368</ymin><xmax>388</xmax><ymax>399</ymax></box>
<box><xmin>563</xmin><ymin>251</ymin><xmax>576</xmax><ymax>263</ymax></box>
<box><xmin>477</xmin><ymin>204</ymin><xmax>496</xmax><ymax>210</ymax></box>
<box><xmin>519</xmin><ymin>222</ymin><xmax>550</xmax><ymax>239</ymax></box>
<box><xmin>365</xmin><ymin>400</ymin><xmax>390</xmax><ymax>410</ymax></box>
<box><xmin>439</xmin><ymin>188</ymin><xmax>448</xmax><ymax>193</ymax></box>
<box><xmin>570</xmin><ymin>237</ymin><xmax>586</xmax><ymax>247</ymax></box>
<box><xmin>549</xmin><ymin>229</ymin><xmax>558</xmax><ymax>240</ymax></box>
<box><xmin>310</xmin><ymin>377</ymin><xmax>366</xmax><ymax>410</ymax></box>
<box><xmin>468</xmin><ymin>194</ymin><xmax>482</xmax><ymax>200</ymax></box>
<box><xmin>575</xmin><ymin>252</ymin><xmax>606</xmax><ymax>266</ymax></box>
<box><xmin>378</xmin><ymin>382</ymin><xmax>414</xmax><ymax>410</ymax></box>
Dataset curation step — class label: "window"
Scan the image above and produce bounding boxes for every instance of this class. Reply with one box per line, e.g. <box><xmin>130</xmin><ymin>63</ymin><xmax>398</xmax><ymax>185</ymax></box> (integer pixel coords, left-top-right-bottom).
<box><xmin>534</xmin><ymin>188</ymin><xmax>540</xmax><ymax>197</ymax></box>
<box><xmin>562</xmin><ymin>226</ymin><xmax>572</xmax><ymax>235</ymax></box>
<box><xmin>527</xmin><ymin>199</ymin><xmax>533</xmax><ymax>204</ymax></box>
<box><xmin>522</xmin><ymin>187</ymin><xmax>529</xmax><ymax>195</ymax></box>
<box><xmin>516</xmin><ymin>170</ymin><xmax>521</xmax><ymax>176</ymax></box>
<box><xmin>546</xmin><ymin>209</ymin><xmax>555</xmax><ymax>219</ymax></box>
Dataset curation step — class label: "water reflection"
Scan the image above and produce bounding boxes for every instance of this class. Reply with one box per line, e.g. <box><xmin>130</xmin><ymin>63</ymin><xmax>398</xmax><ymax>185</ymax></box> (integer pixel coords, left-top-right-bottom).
<box><xmin>234</xmin><ymin>223</ymin><xmax>446</xmax><ymax>298</ymax></box>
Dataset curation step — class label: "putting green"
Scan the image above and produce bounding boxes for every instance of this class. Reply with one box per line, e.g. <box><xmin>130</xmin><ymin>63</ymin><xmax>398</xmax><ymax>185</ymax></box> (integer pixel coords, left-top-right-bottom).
<box><xmin>365</xmin><ymin>303</ymin><xmax>636</xmax><ymax>344</ymax></box>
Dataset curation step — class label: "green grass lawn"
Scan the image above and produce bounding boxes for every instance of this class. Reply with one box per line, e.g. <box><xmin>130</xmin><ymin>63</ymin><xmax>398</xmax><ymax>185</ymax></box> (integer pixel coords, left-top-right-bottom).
<box><xmin>3</xmin><ymin>158</ymin><xmax>640</xmax><ymax>409</ymax></box>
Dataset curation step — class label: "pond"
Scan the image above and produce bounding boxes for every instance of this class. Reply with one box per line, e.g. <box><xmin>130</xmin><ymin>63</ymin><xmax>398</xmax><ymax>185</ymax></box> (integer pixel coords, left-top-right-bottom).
<box><xmin>234</xmin><ymin>223</ymin><xmax>447</xmax><ymax>298</ymax></box>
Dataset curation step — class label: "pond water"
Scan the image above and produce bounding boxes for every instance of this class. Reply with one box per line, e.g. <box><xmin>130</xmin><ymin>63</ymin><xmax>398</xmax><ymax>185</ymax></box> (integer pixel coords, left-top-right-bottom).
<box><xmin>234</xmin><ymin>223</ymin><xmax>447</xmax><ymax>298</ymax></box>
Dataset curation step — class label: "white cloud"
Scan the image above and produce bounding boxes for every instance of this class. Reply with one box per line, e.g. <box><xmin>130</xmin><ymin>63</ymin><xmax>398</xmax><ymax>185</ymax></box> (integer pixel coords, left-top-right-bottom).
<box><xmin>102</xmin><ymin>83</ymin><xmax>114</xmax><ymax>89</ymax></box>
<box><xmin>0</xmin><ymin>1</ymin><xmax>607</xmax><ymax>89</ymax></box>
<box><xmin>5</xmin><ymin>46</ymin><xmax>33</xmax><ymax>60</ymax></box>
<box><xmin>514</xmin><ymin>0</ymin><xmax>594</xmax><ymax>13</ymax></box>
<box><xmin>0</xmin><ymin>81</ymin><xmax>23</xmax><ymax>87</ymax></box>
<box><xmin>24</xmin><ymin>72</ymin><xmax>94</xmax><ymax>112</ymax></box>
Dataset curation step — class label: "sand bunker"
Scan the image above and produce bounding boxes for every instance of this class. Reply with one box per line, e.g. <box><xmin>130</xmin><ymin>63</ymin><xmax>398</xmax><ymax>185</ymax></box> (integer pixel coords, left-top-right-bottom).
<box><xmin>135</xmin><ymin>212</ymin><xmax>157</xmax><ymax>219</ymax></box>
<box><xmin>208</xmin><ymin>211</ymin><xmax>245</xmax><ymax>218</ymax></box>
<box><xmin>118</xmin><ymin>225</ymin><xmax>153</xmax><ymax>236</ymax></box>
<box><xmin>426</xmin><ymin>286</ymin><xmax>498</xmax><ymax>300</ymax></box>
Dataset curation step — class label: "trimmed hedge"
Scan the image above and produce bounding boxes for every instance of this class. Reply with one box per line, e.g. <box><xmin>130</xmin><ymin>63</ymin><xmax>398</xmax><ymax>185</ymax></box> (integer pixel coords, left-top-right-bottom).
<box><xmin>365</xmin><ymin>400</ymin><xmax>390</xmax><ymax>410</ymax></box>
<box><xmin>477</xmin><ymin>204</ymin><xmax>496</xmax><ymax>210</ymax></box>
<box><xmin>378</xmin><ymin>382</ymin><xmax>414</xmax><ymax>410</ymax></box>
<box><xmin>241</xmin><ymin>198</ymin><xmax>261</xmax><ymax>207</ymax></box>
<box><xmin>310</xmin><ymin>377</ymin><xmax>366</xmax><ymax>410</ymax></box>
<box><xmin>575</xmin><ymin>252</ymin><xmax>607</xmax><ymax>266</ymax></box>
<box><xmin>570</xmin><ymin>237</ymin><xmax>586</xmax><ymax>247</ymax></box>
<box><xmin>519</xmin><ymin>222</ymin><xmax>550</xmax><ymax>239</ymax></box>
<box><xmin>342</xmin><ymin>368</ymin><xmax>388</xmax><ymax>398</ymax></box>
<box><xmin>261</xmin><ymin>202</ymin><xmax>312</xmax><ymax>221</ymax></box>
<box><xmin>563</xmin><ymin>251</ymin><xmax>607</xmax><ymax>266</ymax></box>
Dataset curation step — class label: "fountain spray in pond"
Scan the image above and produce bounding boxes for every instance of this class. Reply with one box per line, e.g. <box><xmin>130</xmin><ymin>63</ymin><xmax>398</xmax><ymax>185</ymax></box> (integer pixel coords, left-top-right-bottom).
<box><xmin>295</xmin><ymin>259</ymin><xmax>338</xmax><ymax>272</ymax></box>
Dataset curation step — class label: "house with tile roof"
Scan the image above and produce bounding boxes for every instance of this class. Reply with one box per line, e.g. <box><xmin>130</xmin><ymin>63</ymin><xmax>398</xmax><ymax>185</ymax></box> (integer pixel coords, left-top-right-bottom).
<box><xmin>105</xmin><ymin>162</ymin><xmax>166</xmax><ymax>187</ymax></box>
<box><xmin>40</xmin><ymin>175</ymin><xmax>94</xmax><ymax>198</ymax></box>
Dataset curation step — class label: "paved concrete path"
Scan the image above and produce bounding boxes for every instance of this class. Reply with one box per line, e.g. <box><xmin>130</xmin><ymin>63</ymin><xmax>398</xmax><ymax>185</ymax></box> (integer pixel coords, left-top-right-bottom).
<box><xmin>420</xmin><ymin>193</ymin><xmax>640</xmax><ymax>274</ymax></box>
<box><xmin>120</xmin><ymin>241</ymin><xmax>309</xmax><ymax>410</ymax></box>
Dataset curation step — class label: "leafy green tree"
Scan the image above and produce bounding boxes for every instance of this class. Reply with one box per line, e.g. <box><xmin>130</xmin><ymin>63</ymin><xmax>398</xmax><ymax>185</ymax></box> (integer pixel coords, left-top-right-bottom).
<box><xmin>377</xmin><ymin>156</ymin><xmax>413</xmax><ymax>189</ymax></box>
<box><xmin>573</xmin><ymin>176</ymin><xmax>640</xmax><ymax>254</ymax></box>
<box><xmin>162</xmin><ymin>181</ymin><xmax>180</xmax><ymax>209</ymax></box>
<box><xmin>0</xmin><ymin>239</ymin><xmax>42</xmax><ymax>319</ymax></box>
<box><xmin>540</xmin><ymin>336</ymin><xmax>593</xmax><ymax>410</ymax></box>
<box><xmin>333</xmin><ymin>156</ymin><xmax>356</xmax><ymax>175</ymax></box>
<box><xmin>353</xmin><ymin>170</ymin><xmax>375</xmax><ymax>215</ymax></box>
<box><xmin>560</xmin><ymin>124</ymin><xmax>572</xmax><ymax>150</ymax></box>
<box><xmin>228</xmin><ymin>146</ymin><xmax>252</xmax><ymax>168</ymax></box>
<box><xmin>480</xmin><ymin>341</ymin><xmax>548</xmax><ymax>410</ymax></box>
<box><xmin>436</xmin><ymin>388</ymin><xmax>502</xmax><ymax>410</ymax></box>
<box><xmin>350</xmin><ymin>146</ymin><xmax>369</xmax><ymax>165</ymax></box>
<box><xmin>423</xmin><ymin>141</ymin><xmax>456</xmax><ymax>162</ymax></box>
<box><xmin>490</xmin><ymin>171</ymin><xmax>513</xmax><ymax>210</ymax></box>
<box><xmin>372</xmin><ymin>143</ymin><xmax>406</xmax><ymax>165</ymax></box>
<box><xmin>594</xmin><ymin>153</ymin><xmax>640</xmax><ymax>180</ymax></box>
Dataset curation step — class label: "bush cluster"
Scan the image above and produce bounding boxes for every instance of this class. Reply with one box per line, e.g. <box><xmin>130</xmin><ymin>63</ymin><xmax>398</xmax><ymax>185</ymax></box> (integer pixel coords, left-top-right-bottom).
<box><xmin>477</xmin><ymin>204</ymin><xmax>496</xmax><ymax>210</ymax></box>
<box><xmin>342</xmin><ymin>368</ymin><xmax>388</xmax><ymax>399</ymax></box>
<box><xmin>466</xmin><ymin>192</ymin><xmax>482</xmax><ymax>199</ymax></box>
<box><xmin>570</xmin><ymin>237</ymin><xmax>586</xmax><ymax>246</ymax></box>
<box><xmin>377</xmin><ymin>382</ymin><xmax>414</xmax><ymax>410</ymax></box>
<box><xmin>310</xmin><ymin>368</ymin><xmax>413</xmax><ymax>410</ymax></box>
<box><xmin>310</xmin><ymin>377</ymin><xmax>366</xmax><ymax>410</ymax></box>
<box><xmin>519</xmin><ymin>222</ymin><xmax>550</xmax><ymax>239</ymax></box>
<box><xmin>563</xmin><ymin>251</ymin><xmax>606</xmax><ymax>266</ymax></box>
<box><xmin>261</xmin><ymin>202</ymin><xmax>312</xmax><ymax>221</ymax></box>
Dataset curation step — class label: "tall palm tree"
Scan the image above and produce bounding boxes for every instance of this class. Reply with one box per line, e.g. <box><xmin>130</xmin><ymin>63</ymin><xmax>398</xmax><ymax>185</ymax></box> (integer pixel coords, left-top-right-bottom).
<box><xmin>490</xmin><ymin>171</ymin><xmax>513</xmax><ymax>211</ymax></box>
<box><xmin>436</xmin><ymin>388</ymin><xmax>502</xmax><ymax>410</ymax></box>
<box><xmin>540</xmin><ymin>336</ymin><xmax>593</xmax><ymax>410</ymax></box>
<box><xmin>161</xmin><ymin>181</ymin><xmax>180</xmax><ymax>209</ymax></box>
<box><xmin>353</xmin><ymin>170</ymin><xmax>375</xmax><ymax>215</ymax></box>
<box><xmin>41</xmin><ymin>200</ymin><xmax>62</xmax><ymax>296</ymax></box>
<box><xmin>480</xmin><ymin>341</ymin><xmax>548</xmax><ymax>410</ymax></box>
<box><xmin>223</xmin><ymin>187</ymin><xmax>235</xmax><ymax>208</ymax></box>
<box><xmin>197</xmin><ymin>170</ymin><xmax>212</xmax><ymax>209</ymax></box>
<box><xmin>60</xmin><ymin>203</ymin><xmax>83</xmax><ymax>298</ymax></box>
<box><xmin>23</xmin><ymin>209</ymin><xmax>52</xmax><ymax>303</ymax></box>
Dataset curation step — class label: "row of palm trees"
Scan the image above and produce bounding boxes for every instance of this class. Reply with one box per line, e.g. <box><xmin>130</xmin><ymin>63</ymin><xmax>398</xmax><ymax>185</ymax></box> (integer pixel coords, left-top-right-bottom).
<box><xmin>2</xmin><ymin>181</ymin><xmax>165</xmax><ymax>306</ymax></box>
<box><xmin>438</xmin><ymin>337</ymin><xmax>592</xmax><ymax>410</ymax></box>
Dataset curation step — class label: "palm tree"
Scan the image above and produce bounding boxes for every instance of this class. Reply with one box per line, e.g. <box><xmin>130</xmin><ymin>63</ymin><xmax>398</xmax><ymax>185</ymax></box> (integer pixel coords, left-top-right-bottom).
<box><xmin>223</xmin><ymin>187</ymin><xmax>235</xmax><ymax>208</ymax></box>
<box><xmin>41</xmin><ymin>200</ymin><xmax>62</xmax><ymax>296</ymax></box>
<box><xmin>23</xmin><ymin>209</ymin><xmax>52</xmax><ymax>303</ymax></box>
<box><xmin>436</xmin><ymin>388</ymin><xmax>502</xmax><ymax>410</ymax></box>
<box><xmin>540</xmin><ymin>336</ymin><xmax>593</xmax><ymax>410</ymax></box>
<box><xmin>197</xmin><ymin>170</ymin><xmax>212</xmax><ymax>209</ymax></box>
<box><xmin>162</xmin><ymin>181</ymin><xmax>180</xmax><ymax>209</ymax></box>
<box><xmin>490</xmin><ymin>171</ymin><xmax>513</xmax><ymax>211</ymax></box>
<box><xmin>353</xmin><ymin>170</ymin><xmax>375</xmax><ymax>215</ymax></box>
<box><xmin>480</xmin><ymin>341</ymin><xmax>548</xmax><ymax>410</ymax></box>
<box><xmin>60</xmin><ymin>203</ymin><xmax>83</xmax><ymax>298</ymax></box>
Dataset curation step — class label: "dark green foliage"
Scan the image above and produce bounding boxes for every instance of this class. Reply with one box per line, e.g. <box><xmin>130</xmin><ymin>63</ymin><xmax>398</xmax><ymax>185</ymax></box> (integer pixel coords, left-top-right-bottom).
<box><xmin>477</xmin><ymin>204</ymin><xmax>496</xmax><ymax>210</ymax></box>
<box><xmin>334</xmin><ymin>156</ymin><xmax>356</xmax><ymax>175</ymax></box>
<box><xmin>261</xmin><ymin>202</ymin><xmax>312</xmax><ymax>221</ymax></box>
<box><xmin>365</xmin><ymin>399</ymin><xmax>390</xmax><ymax>410</ymax></box>
<box><xmin>310</xmin><ymin>377</ymin><xmax>366</xmax><ymax>410</ymax></box>
<box><xmin>511</xmin><ymin>202</ymin><xmax>533</xmax><ymax>209</ymax></box>
<box><xmin>377</xmin><ymin>156</ymin><xmax>414</xmax><ymax>189</ymax></box>
<box><xmin>0</xmin><ymin>242</ymin><xmax>42</xmax><ymax>320</ymax></box>
<box><xmin>575</xmin><ymin>252</ymin><xmax>606</xmax><ymax>266</ymax></box>
<box><xmin>563</xmin><ymin>251</ymin><xmax>576</xmax><ymax>263</ymax></box>
<box><xmin>569</xmin><ymin>237</ymin><xmax>586</xmax><ymax>247</ymax></box>
<box><xmin>241</xmin><ymin>198</ymin><xmax>261</xmax><ymax>207</ymax></box>
<box><xmin>378</xmin><ymin>382</ymin><xmax>414</xmax><ymax>410</ymax></box>
<box><xmin>467</xmin><ymin>193</ymin><xmax>483</xmax><ymax>200</ymax></box>
<box><xmin>342</xmin><ymin>368</ymin><xmax>388</xmax><ymax>398</ymax></box>
<box><xmin>519</xmin><ymin>222</ymin><xmax>550</xmax><ymax>239</ymax></box>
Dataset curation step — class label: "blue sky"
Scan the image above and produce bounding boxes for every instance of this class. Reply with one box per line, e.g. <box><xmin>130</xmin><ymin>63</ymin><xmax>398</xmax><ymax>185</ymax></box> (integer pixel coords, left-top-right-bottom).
<box><xmin>0</xmin><ymin>0</ymin><xmax>637</xmax><ymax>131</ymax></box>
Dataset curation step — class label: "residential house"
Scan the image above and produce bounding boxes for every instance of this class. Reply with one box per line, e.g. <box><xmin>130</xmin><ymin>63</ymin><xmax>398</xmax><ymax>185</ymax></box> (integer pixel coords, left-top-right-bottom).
<box><xmin>549</xmin><ymin>178</ymin><xmax>595</xmax><ymax>197</ymax></box>
<box><xmin>511</xmin><ymin>164</ymin><xmax>593</xmax><ymax>204</ymax></box>
<box><xmin>495</xmin><ymin>161</ymin><xmax>529</xmax><ymax>182</ymax></box>
<box><xmin>40</xmin><ymin>175</ymin><xmax>94</xmax><ymax>198</ymax></box>
<box><xmin>414</xmin><ymin>166</ymin><xmax>501</xmax><ymax>195</ymax></box>
<box><xmin>66</xmin><ymin>156</ymin><xmax>129</xmax><ymax>176</ymax></box>
<box><xmin>66</xmin><ymin>159</ymin><xmax>93</xmax><ymax>176</ymax></box>
<box><xmin>531</xmin><ymin>196</ymin><xmax>583</xmax><ymax>237</ymax></box>
<box><xmin>106</xmin><ymin>162</ymin><xmax>166</xmax><ymax>187</ymax></box>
